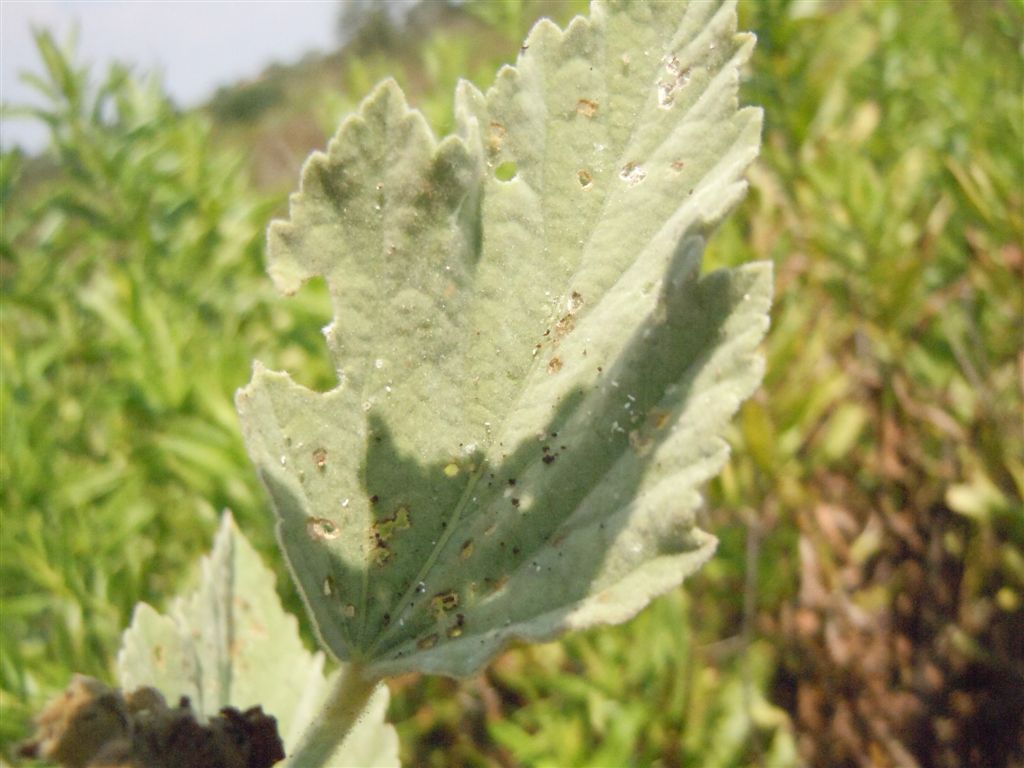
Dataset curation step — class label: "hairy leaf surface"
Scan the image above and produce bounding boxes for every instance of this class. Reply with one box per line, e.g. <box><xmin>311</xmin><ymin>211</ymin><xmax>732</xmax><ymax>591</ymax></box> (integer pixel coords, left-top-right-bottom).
<box><xmin>117</xmin><ymin>513</ymin><xmax>399</xmax><ymax>766</ymax></box>
<box><xmin>237</xmin><ymin>0</ymin><xmax>770</xmax><ymax>678</ymax></box>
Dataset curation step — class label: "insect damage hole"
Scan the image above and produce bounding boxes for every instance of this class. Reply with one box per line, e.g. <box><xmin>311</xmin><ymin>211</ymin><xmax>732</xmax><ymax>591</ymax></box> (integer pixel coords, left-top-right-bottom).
<box><xmin>494</xmin><ymin>161</ymin><xmax>518</xmax><ymax>182</ymax></box>
<box><xmin>306</xmin><ymin>517</ymin><xmax>341</xmax><ymax>540</ymax></box>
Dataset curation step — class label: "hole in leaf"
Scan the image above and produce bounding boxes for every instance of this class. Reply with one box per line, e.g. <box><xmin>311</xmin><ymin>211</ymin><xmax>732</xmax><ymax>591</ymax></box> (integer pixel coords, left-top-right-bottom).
<box><xmin>494</xmin><ymin>161</ymin><xmax>518</xmax><ymax>182</ymax></box>
<box><xmin>306</xmin><ymin>517</ymin><xmax>341</xmax><ymax>540</ymax></box>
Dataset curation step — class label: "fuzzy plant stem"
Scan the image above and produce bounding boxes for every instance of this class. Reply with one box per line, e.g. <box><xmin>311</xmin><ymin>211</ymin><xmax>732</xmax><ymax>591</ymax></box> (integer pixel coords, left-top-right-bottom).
<box><xmin>287</xmin><ymin>662</ymin><xmax>381</xmax><ymax>767</ymax></box>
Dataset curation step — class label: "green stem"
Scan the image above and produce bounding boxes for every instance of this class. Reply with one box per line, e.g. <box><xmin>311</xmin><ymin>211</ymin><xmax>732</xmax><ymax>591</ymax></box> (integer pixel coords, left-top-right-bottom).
<box><xmin>288</xmin><ymin>662</ymin><xmax>381</xmax><ymax>768</ymax></box>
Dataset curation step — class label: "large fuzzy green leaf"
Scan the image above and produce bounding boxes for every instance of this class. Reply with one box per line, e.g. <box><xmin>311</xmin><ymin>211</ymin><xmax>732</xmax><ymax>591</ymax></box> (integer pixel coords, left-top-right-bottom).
<box><xmin>117</xmin><ymin>513</ymin><xmax>399</xmax><ymax>766</ymax></box>
<box><xmin>236</xmin><ymin>0</ymin><xmax>769</xmax><ymax>678</ymax></box>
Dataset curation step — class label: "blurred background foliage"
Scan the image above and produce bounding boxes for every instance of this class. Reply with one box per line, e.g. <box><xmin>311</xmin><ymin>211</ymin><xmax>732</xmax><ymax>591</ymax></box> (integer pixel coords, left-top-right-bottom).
<box><xmin>2</xmin><ymin>1</ymin><xmax>1021</xmax><ymax>766</ymax></box>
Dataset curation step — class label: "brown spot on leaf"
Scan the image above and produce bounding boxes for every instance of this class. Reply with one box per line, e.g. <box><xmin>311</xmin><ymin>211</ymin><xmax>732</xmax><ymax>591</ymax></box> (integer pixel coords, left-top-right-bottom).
<box><xmin>554</xmin><ymin>314</ymin><xmax>576</xmax><ymax>336</ymax></box>
<box><xmin>312</xmin><ymin>448</ymin><xmax>327</xmax><ymax>471</ymax></box>
<box><xmin>576</xmin><ymin>98</ymin><xmax>599</xmax><ymax>118</ymax></box>
<box><xmin>487</xmin><ymin>122</ymin><xmax>507</xmax><ymax>153</ymax></box>
<box><xmin>430</xmin><ymin>591</ymin><xmax>460</xmax><ymax>617</ymax></box>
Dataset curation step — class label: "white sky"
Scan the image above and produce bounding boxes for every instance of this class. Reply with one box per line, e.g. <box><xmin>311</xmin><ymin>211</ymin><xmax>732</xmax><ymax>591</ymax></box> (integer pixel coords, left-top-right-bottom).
<box><xmin>0</xmin><ymin>0</ymin><xmax>343</xmax><ymax>153</ymax></box>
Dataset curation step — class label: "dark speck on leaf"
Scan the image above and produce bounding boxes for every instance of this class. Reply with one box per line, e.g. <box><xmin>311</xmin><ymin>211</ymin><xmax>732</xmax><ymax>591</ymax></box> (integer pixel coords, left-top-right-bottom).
<box><xmin>511</xmin><ymin>498</ymin><xmax>520</xmax><ymax>507</ymax></box>
<box><xmin>370</xmin><ymin>495</ymin><xmax>380</xmax><ymax>504</ymax></box>
<box><xmin>543</xmin><ymin>454</ymin><xmax>557</xmax><ymax>465</ymax></box>
<box><xmin>508</xmin><ymin>478</ymin><xmax>516</xmax><ymax>486</ymax></box>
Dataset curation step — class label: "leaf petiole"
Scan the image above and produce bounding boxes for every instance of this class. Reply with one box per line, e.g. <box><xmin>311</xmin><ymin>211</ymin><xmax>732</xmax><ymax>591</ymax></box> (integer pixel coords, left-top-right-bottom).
<box><xmin>287</xmin><ymin>662</ymin><xmax>382</xmax><ymax>768</ymax></box>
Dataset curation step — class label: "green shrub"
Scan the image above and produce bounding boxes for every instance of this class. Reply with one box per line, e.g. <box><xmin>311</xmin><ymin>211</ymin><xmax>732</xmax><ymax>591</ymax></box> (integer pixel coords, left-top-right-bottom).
<box><xmin>0</xmin><ymin>30</ymin><xmax>332</xmax><ymax>748</ymax></box>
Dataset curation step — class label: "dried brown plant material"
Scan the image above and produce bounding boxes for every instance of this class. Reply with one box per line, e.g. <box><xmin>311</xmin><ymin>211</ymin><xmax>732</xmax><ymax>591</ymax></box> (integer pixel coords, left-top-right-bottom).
<box><xmin>18</xmin><ymin>675</ymin><xmax>285</xmax><ymax>768</ymax></box>
<box><xmin>18</xmin><ymin>675</ymin><xmax>129</xmax><ymax>768</ymax></box>
<box><xmin>778</xmin><ymin>464</ymin><xmax>1024</xmax><ymax>768</ymax></box>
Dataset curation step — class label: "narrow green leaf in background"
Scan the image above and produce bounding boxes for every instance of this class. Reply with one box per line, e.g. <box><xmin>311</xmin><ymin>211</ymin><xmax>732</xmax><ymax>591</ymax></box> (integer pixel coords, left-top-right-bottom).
<box><xmin>117</xmin><ymin>512</ymin><xmax>399</xmax><ymax>766</ymax></box>
<box><xmin>237</xmin><ymin>0</ymin><xmax>770</xmax><ymax>679</ymax></box>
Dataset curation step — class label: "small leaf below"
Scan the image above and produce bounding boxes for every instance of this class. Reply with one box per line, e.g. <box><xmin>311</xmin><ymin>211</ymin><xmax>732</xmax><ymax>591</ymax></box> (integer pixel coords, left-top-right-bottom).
<box><xmin>117</xmin><ymin>512</ymin><xmax>399</xmax><ymax>767</ymax></box>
